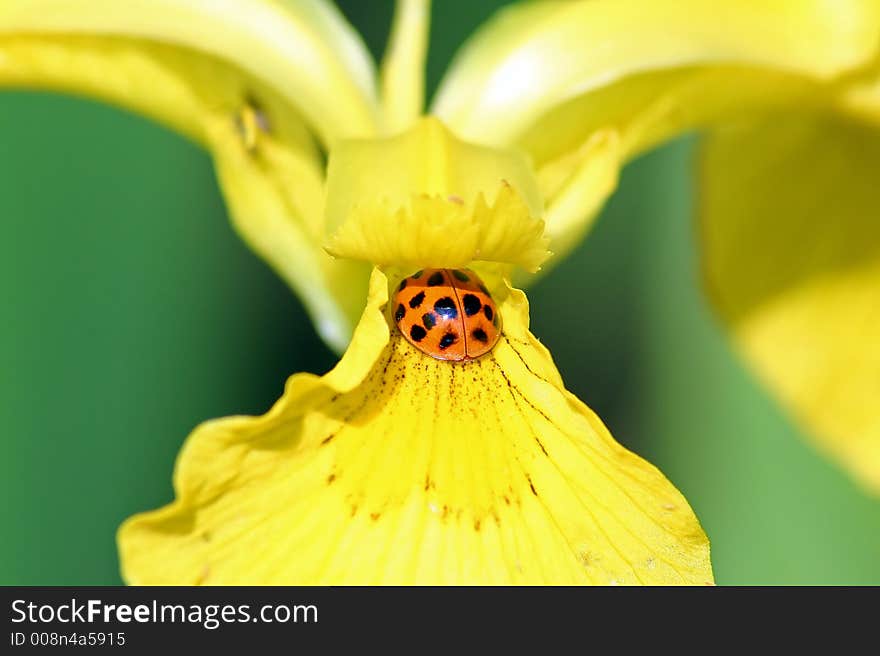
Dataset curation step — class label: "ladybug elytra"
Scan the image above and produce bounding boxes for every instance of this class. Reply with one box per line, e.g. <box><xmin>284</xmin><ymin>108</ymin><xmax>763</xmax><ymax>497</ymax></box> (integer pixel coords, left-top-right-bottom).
<box><xmin>392</xmin><ymin>268</ymin><xmax>501</xmax><ymax>361</ymax></box>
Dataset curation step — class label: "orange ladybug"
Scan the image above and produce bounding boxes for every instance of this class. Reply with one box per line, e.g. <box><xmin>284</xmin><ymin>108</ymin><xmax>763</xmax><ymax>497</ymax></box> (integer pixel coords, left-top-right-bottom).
<box><xmin>393</xmin><ymin>268</ymin><xmax>501</xmax><ymax>361</ymax></box>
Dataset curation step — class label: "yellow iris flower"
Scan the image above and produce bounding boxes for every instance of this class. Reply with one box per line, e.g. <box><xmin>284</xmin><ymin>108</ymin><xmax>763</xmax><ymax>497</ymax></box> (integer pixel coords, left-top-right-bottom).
<box><xmin>3</xmin><ymin>0</ymin><xmax>879</xmax><ymax>584</ymax></box>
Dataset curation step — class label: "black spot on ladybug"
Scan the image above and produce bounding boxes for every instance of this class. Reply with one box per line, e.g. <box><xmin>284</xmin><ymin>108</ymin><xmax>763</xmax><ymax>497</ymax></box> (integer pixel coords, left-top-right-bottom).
<box><xmin>452</xmin><ymin>269</ymin><xmax>470</xmax><ymax>282</ymax></box>
<box><xmin>398</xmin><ymin>278</ymin><xmax>407</xmax><ymax>291</ymax></box>
<box><xmin>422</xmin><ymin>313</ymin><xmax>436</xmax><ymax>330</ymax></box>
<box><xmin>439</xmin><ymin>332</ymin><xmax>458</xmax><ymax>350</ymax></box>
<box><xmin>462</xmin><ymin>293</ymin><xmax>481</xmax><ymax>316</ymax></box>
<box><xmin>412</xmin><ymin>270</ymin><xmax>424</xmax><ymax>279</ymax></box>
<box><xmin>427</xmin><ymin>271</ymin><xmax>445</xmax><ymax>286</ymax></box>
<box><xmin>395</xmin><ymin>304</ymin><xmax>405</xmax><ymax>322</ymax></box>
<box><xmin>410</xmin><ymin>325</ymin><xmax>427</xmax><ymax>342</ymax></box>
<box><xmin>483</xmin><ymin>305</ymin><xmax>494</xmax><ymax>321</ymax></box>
<box><xmin>409</xmin><ymin>291</ymin><xmax>425</xmax><ymax>309</ymax></box>
<box><xmin>434</xmin><ymin>297</ymin><xmax>458</xmax><ymax>319</ymax></box>
<box><xmin>478</xmin><ymin>283</ymin><xmax>490</xmax><ymax>295</ymax></box>
<box><xmin>472</xmin><ymin>328</ymin><xmax>489</xmax><ymax>343</ymax></box>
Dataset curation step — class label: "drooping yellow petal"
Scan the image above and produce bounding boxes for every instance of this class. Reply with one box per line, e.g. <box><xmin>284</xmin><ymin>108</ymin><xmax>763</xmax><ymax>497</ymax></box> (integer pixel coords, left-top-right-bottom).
<box><xmin>432</xmin><ymin>0</ymin><xmax>880</xmax><ymax>279</ymax></box>
<box><xmin>119</xmin><ymin>268</ymin><xmax>712</xmax><ymax>585</ymax></box>
<box><xmin>211</xmin><ymin>118</ymin><xmax>371</xmax><ymax>351</ymax></box>
<box><xmin>698</xmin><ymin>113</ymin><xmax>880</xmax><ymax>492</ymax></box>
<box><xmin>324</xmin><ymin>117</ymin><xmax>550</xmax><ymax>273</ymax></box>
<box><xmin>380</xmin><ymin>0</ymin><xmax>430</xmax><ymax>134</ymax></box>
<box><xmin>0</xmin><ymin>0</ymin><xmax>379</xmax><ymax>144</ymax></box>
<box><xmin>0</xmin><ymin>0</ymin><xmax>382</xmax><ymax>351</ymax></box>
<box><xmin>519</xmin><ymin>68</ymin><xmax>833</xmax><ymax>280</ymax></box>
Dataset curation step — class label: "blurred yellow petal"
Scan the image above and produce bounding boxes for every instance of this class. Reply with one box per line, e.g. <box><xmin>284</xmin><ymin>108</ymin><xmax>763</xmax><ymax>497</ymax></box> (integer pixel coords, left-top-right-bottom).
<box><xmin>433</xmin><ymin>0</ymin><xmax>880</xmax><ymax>280</ymax></box>
<box><xmin>0</xmin><ymin>0</ymin><xmax>382</xmax><ymax>351</ymax></box>
<box><xmin>119</xmin><ymin>268</ymin><xmax>712</xmax><ymax>585</ymax></box>
<box><xmin>699</xmin><ymin>113</ymin><xmax>880</xmax><ymax>491</ymax></box>
<box><xmin>380</xmin><ymin>0</ymin><xmax>430</xmax><ymax>133</ymax></box>
<box><xmin>434</xmin><ymin>0</ymin><xmax>879</xmax><ymax>145</ymax></box>
<box><xmin>837</xmin><ymin>66</ymin><xmax>880</xmax><ymax>129</ymax></box>
<box><xmin>324</xmin><ymin>117</ymin><xmax>550</xmax><ymax>273</ymax></box>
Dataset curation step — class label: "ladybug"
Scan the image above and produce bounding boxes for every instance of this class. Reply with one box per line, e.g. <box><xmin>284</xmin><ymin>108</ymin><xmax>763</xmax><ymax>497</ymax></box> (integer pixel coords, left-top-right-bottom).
<box><xmin>393</xmin><ymin>268</ymin><xmax>501</xmax><ymax>361</ymax></box>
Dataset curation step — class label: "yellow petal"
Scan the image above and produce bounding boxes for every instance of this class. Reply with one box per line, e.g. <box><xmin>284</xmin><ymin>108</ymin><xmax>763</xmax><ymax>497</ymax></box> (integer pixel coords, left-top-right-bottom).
<box><xmin>324</xmin><ymin>117</ymin><xmax>550</xmax><ymax>273</ymax></box>
<box><xmin>523</xmin><ymin>68</ymin><xmax>829</xmax><ymax>276</ymax></box>
<box><xmin>0</xmin><ymin>0</ymin><xmax>382</xmax><ymax>351</ymax></box>
<box><xmin>434</xmin><ymin>0</ymin><xmax>880</xmax><ymax>145</ymax></box>
<box><xmin>212</xmin><ymin>122</ymin><xmax>371</xmax><ymax>351</ymax></box>
<box><xmin>119</xmin><ymin>267</ymin><xmax>712</xmax><ymax>585</ymax></box>
<box><xmin>698</xmin><ymin>113</ymin><xmax>880</xmax><ymax>492</ymax></box>
<box><xmin>837</xmin><ymin>66</ymin><xmax>880</xmax><ymax>129</ymax></box>
<box><xmin>0</xmin><ymin>0</ymin><xmax>379</xmax><ymax>143</ymax></box>
<box><xmin>380</xmin><ymin>0</ymin><xmax>430</xmax><ymax>134</ymax></box>
<box><xmin>517</xmin><ymin>128</ymin><xmax>621</xmax><ymax>286</ymax></box>
<box><xmin>433</xmin><ymin>0</ymin><xmax>880</xmax><ymax>279</ymax></box>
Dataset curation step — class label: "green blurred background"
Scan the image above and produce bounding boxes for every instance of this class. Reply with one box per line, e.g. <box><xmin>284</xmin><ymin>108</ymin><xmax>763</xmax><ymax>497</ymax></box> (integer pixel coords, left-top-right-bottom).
<box><xmin>1</xmin><ymin>0</ymin><xmax>878</xmax><ymax>585</ymax></box>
